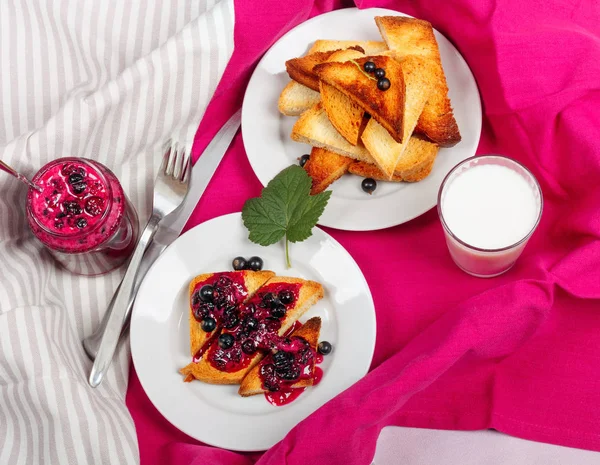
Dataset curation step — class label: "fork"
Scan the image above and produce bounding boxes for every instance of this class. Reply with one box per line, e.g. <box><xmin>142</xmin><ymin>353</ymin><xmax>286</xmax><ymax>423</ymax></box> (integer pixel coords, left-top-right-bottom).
<box><xmin>88</xmin><ymin>144</ymin><xmax>191</xmax><ymax>388</ymax></box>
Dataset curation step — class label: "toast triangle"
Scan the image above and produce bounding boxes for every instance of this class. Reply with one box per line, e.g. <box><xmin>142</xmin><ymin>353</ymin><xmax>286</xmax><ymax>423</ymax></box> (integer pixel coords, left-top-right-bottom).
<box><xmin>239</xmin><ymin>317</ymin><xmax>322</xmax><ymax>397</ymax></box>
<box><xmin>303</xmin><ymin>146</ymin><xmax>354</xmax><ymax>194</ymax></box>
<box><xmin>188</xmin><ymin>270</ymin><xmax>275</xmax><ymax>359</ymax></box>
<box><xmin>360</xmin><ymin>56</ymin><xmax>433</xmax><ymax>179</ymax></box>
<box><xmin>319</xmin><ymin>83</ymin><xmax>366</xmax><ymax>146</ymax></box>
<box><xmin>375</xmin><ymin>15</ymin><xmax>461</xmax><ymax>146</ymax></box>
<box><xmin>348</xmin><ymin>136</ymin><xmax>438</xmax><ymax>182</ymax></box>
<box><xmin>278</xmin><ymin>81</ymin><xmax>321</xmax><ymax>116</ymax></box>
<box><xmin>314</xmin><ymin>55</ymin><xmax>405</xmax><ymax>143</ymax></box>
<box><xmin>285</xmin><ymin>46</ymin><xmax>365</xmax><ymax>92</ymax></box>
<box><xmin>318</xmin><ymin>48</ymin><xmax>368</xmax><ymax>146</ymax></box>
<box><xmin>291</xmin><ymin>103</ymin><xmax>375</xmax><ymax>164</ymax></box>
<box><xmin>308</xmin><ymin>40</ymin><xmax>387</xmax><ymax>55</ymax></box>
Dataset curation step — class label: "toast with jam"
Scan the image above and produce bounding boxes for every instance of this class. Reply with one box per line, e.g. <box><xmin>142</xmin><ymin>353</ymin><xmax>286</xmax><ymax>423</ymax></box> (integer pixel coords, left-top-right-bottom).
<box><xmin>239</xmin><ymin>316</ymin><xmax>322</xmax><ymax>397</ymax></box>
<box><xmin>187</xmin><ymin>271</ymin><xmax>275</xmax><ymax>359</ymax></box>
<box><xmin>180</xmin><ymin>276</ymin><xmax>324</xmax><ymax>385</ymax></box>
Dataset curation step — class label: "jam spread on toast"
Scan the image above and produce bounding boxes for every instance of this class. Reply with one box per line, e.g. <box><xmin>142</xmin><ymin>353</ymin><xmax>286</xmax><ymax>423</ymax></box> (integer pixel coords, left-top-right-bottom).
<box><xmin>206</xmin><ymin>283</ymin><xmax>301</xmax><ymax>372</ymax></box>
<box><xmin>261</xmin><ymin>336</ymin><xmax>315</xmax><ymax>390</ymax></box>
<box><xmin>264</xmin><ymin>367</ymin><xmax>324</xmax><ymax>407</ymax></box>
<box><xmin>261</xmin><ymin>338</ymin><xmax>324</xmax><ymax>407</ymax></box>
<box><xmin>192</xmin><ymin>330</ymin><xmax>219</xmax><ymax>363</ymax></box>
<box><xmin>191</xmin><ymin>273</ymin><xmax>248</xmax><ymax>326</ymax></box>
<box><xmin>284</xmin><ymin>320</ymin><xmax>302</xmax><ymax>337</ymax></box>
<box><xmin>185</xmin><ymin>274</ymin><xmax>327</xmax><ymax>406</ymax></box>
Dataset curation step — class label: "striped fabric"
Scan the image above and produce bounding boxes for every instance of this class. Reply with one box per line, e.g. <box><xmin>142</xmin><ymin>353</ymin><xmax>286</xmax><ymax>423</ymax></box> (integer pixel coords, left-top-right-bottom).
<box><xmin>0</xmin><ymin>1</ymin><xmax>234</xmax><ymax>463</ymax></box>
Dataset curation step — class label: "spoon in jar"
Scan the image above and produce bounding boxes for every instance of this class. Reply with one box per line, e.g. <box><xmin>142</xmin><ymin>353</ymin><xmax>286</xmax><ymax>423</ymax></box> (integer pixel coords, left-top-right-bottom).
<box><xmin>0</xmin><ymin>160</ymin><xmax>43</xmax><ymax>193</ymax></box>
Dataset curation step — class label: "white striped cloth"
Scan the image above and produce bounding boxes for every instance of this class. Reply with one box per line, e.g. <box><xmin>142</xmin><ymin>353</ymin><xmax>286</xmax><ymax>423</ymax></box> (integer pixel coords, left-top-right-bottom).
<box><xmin>0</xmin><ymin>1</ymin><xmax>234</xmax><ymax>463</ymax></box>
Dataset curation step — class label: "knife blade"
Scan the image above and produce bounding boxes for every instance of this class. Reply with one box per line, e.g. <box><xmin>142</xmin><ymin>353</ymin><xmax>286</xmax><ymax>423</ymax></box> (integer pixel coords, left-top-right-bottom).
<box><xmin>83</xmin><ymin>110</ymin><xmax>241</xmax><ymax>363</ymax></box>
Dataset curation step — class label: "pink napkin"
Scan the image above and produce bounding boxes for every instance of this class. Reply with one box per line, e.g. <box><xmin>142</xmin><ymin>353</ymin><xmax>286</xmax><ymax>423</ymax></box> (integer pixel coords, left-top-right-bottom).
<box><xmin>126</xmin><ymin>0</ymin><xmax>600</xmax><ymax>463</ymax></box>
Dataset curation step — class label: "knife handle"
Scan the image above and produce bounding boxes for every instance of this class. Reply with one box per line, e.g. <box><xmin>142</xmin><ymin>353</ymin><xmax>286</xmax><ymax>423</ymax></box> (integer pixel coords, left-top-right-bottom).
<box><xmin>82</xmin><ymin>287</ymin><xmax>122</xmax><ymax>361</ymax></box>
<box><xmin>88</xmin><ymin>216</ymin><xmax>160</xmax><ymax>387</ymax></box>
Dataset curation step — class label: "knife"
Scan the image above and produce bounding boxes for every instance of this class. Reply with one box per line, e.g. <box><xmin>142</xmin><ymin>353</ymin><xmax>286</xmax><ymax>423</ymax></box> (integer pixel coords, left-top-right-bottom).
<box><xmin>83</xmin><ymin>110</ymin><xmax>241</xmax><ymax>370</ymax></box>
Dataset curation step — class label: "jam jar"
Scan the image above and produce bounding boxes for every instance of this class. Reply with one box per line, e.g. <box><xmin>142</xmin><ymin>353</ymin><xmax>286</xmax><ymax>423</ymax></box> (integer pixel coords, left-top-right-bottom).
<box><xmin>26</xmin><ymin>157</ymin><xmax>139</xmax><ymax>275</ymax></box>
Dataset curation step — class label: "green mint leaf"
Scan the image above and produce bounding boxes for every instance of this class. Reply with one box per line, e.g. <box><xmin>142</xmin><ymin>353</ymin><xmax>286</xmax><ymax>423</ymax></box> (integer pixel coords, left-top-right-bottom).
<box><xmin>241</xmin><ymin>165</ymin><xmax>331</xmax><ymax>266</ymax></box>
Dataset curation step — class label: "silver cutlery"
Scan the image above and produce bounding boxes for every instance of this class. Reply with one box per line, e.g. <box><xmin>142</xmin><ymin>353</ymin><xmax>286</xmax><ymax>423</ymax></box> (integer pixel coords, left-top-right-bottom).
<box><xmin>83</xmin><ymin>111</ymin><xmax>241</xmax><ymax>380</ymax></box>
<box><xmin>89</xmin><ymin>144</ymin><xmax>191</xmax><ymax>388</ymax></box>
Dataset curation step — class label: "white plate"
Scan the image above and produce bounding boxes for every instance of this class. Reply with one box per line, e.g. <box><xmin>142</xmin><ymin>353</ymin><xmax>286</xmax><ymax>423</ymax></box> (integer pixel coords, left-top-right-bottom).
<box><xmin>130</xmin><ymin>213</ymin><xmax>376</xmax><ymax>451</ymax></box>
<box><xmin>242</xmin><ymin>7</ymin><xmax>482</xmax><ymax>231</ymax></box>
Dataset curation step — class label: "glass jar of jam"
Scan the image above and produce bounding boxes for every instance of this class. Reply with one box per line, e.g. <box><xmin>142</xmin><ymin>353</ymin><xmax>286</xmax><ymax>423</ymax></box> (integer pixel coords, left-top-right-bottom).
<box><xmin>26</xmin><ymin>157</ymin><xmax>139</xmax><ymax>276</ymax></box>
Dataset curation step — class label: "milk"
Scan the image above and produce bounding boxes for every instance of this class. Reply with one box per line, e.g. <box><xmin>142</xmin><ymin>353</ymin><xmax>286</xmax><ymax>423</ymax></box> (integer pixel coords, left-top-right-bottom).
<box><xmin>439</xmin><ymin>156</ymin><xmax>542</xmax><ymax>277</ymax></box>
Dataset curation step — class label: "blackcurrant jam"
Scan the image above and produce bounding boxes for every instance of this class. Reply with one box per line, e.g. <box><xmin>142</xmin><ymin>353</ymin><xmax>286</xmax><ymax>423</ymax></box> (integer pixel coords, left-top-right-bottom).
<box><xmin>26</xmin><ymin>157</ymin><xmax>138</xmax><ymax>275</ymax></box>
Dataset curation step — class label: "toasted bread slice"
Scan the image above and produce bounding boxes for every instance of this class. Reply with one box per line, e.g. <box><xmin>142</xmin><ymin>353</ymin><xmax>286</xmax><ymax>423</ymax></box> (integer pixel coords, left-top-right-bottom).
<box><xmin>282</xmin><ymin>48</ymin><xmax>365</xmax><ymax>143</ymax></box>
<box><xmin>325</xmin><ymin>48</ymin><xmax>365</xmax><ymax>63</ymax></box>
<box><xmin>304</xmin><ymin>147</ymin><xmax>353</xmax><ymax>194</ymax></box>
<box><xmin>278</xmin><ymin>81</ymin><xmax>321</xmax><ymax>116</ymax></box>
<box><xmin>238</xmin><ymin>317</ymin><xmax>322</xmax><ymax>397</ymax></box>
<box><xmin>314</xmin><ymin>55</ymin><xmax>405</xmax><ymax>143</ymax></box>
<box><xmin>286</xmin><ymin>51</ymin><xmax>336</xmax><ymax>91</ymax></box>
<box><xmin>320</xmin><ymin>82</ymin><xmax>365</xmax><ymax>145</ymax></box>
<box><xmin>361</xmin><ymin>56</ymin><xmax>433</xmax><ymax>178</ymax></box>
<box><xmin>308</xmin><ymin>40</ymin><xmax>387</xmax><ymax>55</ymax></box>
<box><xmin>188</xmin><ymin>271</ymin><xmax>275</xmax><ymax>359</ymax></box>
<box><xmin>348</xmin><ymin>136</ymin><xmax>438</xmax><ymax>182</ymax></box>
<box><xmin>285</xmin><ymin>46</ymin><xmax>364</xmax><ymax>92</ymax></box>
<box><xmin>180</xmin><ymin>277</ymin><xmax>324</xmax><ymax>385</ymax></box>
<box><xmin>318</xmin><ymin>49</ymin><xmax>367</xmax><ymax>145</ymax></box>
<box><xmin>280</xmin><ymin>46</ymin><xmax>364</xmax><ymax>117</ymax></box>
<box><xmin>291</xmin><ymin>103</ymin><xmax>375</xmax><ymax>163</ymax></box>
<box><xmin>375</xmin><ymin>16</ymin><xmax>461</xmax><ymax>146</ymax></box>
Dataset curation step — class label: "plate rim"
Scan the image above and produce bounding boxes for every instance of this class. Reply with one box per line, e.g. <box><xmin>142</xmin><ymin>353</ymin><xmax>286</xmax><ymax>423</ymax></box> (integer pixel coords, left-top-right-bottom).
<box><xmin>241</xmin><ymin>6</ymin><xmax>482</xmax><ymax>232</ymax></box>
<box><xmin>130</xmin><ymin>212</ymin><xmax>376</xmax><ymax>451</ymax></box>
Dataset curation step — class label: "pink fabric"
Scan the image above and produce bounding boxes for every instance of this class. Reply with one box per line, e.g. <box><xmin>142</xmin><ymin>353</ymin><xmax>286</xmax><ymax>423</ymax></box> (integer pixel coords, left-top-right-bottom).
<box><xmin>125</xmin><ymin>0</ymin><xmax>600</xmax><ymax>463</ymax></box>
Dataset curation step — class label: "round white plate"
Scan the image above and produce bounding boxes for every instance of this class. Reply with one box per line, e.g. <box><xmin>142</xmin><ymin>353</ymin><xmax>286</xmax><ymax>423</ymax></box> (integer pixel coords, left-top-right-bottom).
<box><xmin>130</xmin><ymin>213</ymin><xmax>376</xmax><ymax>451</ymax></box>
<box><xmin>242</xmin><ymin>7</ymin><xmax>482</xmax><ymax>231</ymax></box>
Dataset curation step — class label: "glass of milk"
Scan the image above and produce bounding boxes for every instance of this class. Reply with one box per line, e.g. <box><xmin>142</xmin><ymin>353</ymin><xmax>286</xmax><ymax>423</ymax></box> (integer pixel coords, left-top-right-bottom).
<box><xmin>438</xmin><ymin>155</ymin><xmax>543</xmax><ymax>278</ymax></box>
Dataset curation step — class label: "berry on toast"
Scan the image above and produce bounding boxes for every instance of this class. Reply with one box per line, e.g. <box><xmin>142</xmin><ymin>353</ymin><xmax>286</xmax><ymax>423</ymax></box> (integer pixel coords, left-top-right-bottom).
<box><xmin>188</xmin><ymin>270</ymin><xmax>274</xmax><ymax>359</ymax></box>
<box><xmin>239</xmin><ymin>316</ymin><xmax>322</xmax><ymax>397</ymax></box>
<box><xmin>180</xmin><ymin>276</ymin><xmax>324</xmax><ymax>385</ymax></box>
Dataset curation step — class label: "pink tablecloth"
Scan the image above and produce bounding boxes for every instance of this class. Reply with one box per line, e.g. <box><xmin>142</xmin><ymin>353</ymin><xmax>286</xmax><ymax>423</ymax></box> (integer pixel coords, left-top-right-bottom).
<box><xmin>126</xmin><ymin>0</ymin><xmax>600</xmax><ymax>463</ymax></box>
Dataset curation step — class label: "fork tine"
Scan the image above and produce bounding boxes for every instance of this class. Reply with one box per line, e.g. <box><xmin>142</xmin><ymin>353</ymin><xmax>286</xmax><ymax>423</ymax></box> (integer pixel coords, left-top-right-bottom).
<box><xmin>178</xmin><ymin>146</ymin><xmax>186</xmax><ymax>180</ymax></box>
<box><xmin>172</xmin><ymin>145</ymin><xmax>183</xmax><ymax>180</ymax></box>
<box><xmin>160</xmin><ymin>146</ymin><xmax>170</xmax><ymax>175</ymax></box>
<box><xmin>181</xmin><ymin>151</ymin><xmax>191</xmax><ymax>183</ymax></box>
<box><xmin>165</xmin><ymin>143</ymin><xmax>177</xmax><ymax>176</ymax></box>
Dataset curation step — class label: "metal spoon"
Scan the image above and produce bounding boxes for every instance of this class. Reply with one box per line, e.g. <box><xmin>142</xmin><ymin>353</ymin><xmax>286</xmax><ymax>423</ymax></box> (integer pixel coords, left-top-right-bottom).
<box><xmin>0</xmin><ymin>160</ymin><xmax>43</xmax><ymax>193</ymax></box>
